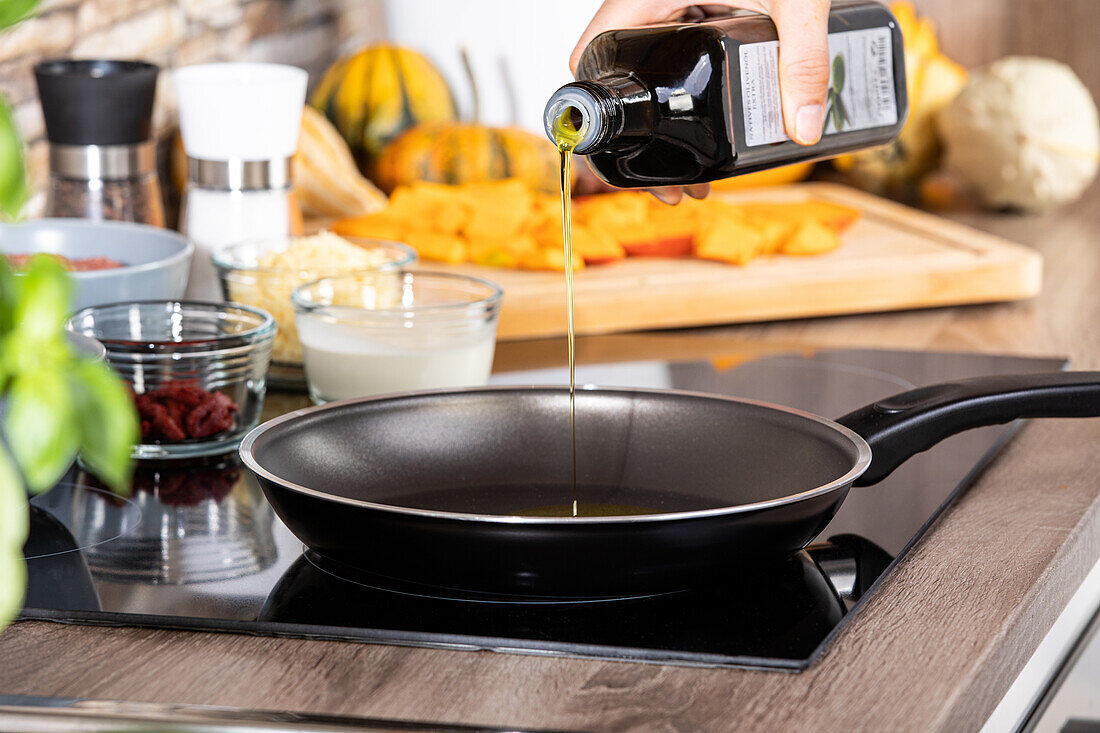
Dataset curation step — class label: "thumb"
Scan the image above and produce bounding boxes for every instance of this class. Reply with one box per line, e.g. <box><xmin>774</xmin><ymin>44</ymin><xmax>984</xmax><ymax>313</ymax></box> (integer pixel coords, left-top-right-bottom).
<box><xmin>770</xmin><ymin>0</ymin><xmax>831</xmax><ymax>145</ymax></box>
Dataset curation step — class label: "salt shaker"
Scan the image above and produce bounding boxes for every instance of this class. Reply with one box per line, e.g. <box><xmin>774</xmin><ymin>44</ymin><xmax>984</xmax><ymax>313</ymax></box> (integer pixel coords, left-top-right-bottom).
<box><xmin>175</xmin><ymin>63</ymin><xmax>307</xmax><ymax>300</ymax></box>
<box><xmin>35</xmin><ymin>59</ymin><xmax>164</xmax><ymax>226</ymax></box>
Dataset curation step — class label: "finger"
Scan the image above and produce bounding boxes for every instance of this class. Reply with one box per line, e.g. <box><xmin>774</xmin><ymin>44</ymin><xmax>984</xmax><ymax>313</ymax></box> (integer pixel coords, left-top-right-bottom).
<box><xmin>770</xmin><ymin>0</ymin><xmax>831</xmax><ymax>145</ymax></box>
<box><xmin>685</xmin><ymin>183</ymin><xmax>710</xmax><ymax>200</ymax></box>
<box><xmin>648</xmin><ymin>186</ymin><xmax>685</xmax><ymax>205</ymax></box>
<box><xmin>570</xmin><ymin>0</ymin><xmax>768</xmax><ymax>75</ymax></box>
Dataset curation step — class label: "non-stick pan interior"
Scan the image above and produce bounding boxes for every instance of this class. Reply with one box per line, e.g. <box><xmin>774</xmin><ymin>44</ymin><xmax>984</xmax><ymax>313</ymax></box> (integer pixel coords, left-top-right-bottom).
<box><xmin>246</xmin><ymin>388</ymin><xmax>865</xmax><ymax>517</ymax></box>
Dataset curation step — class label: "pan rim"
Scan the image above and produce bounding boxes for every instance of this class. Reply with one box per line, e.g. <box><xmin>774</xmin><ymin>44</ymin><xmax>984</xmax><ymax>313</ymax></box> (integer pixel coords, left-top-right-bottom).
<box><xmin>238</xmin><ymin>385</ymin><xmax>874</xmax><ymax>524</ymax></box>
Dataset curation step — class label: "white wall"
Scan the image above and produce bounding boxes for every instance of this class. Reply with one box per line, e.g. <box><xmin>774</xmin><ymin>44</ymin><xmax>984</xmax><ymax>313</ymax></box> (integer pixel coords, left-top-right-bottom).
<box><xmin>383</xmin><ymin>0</ymin><xmax>603</xmax><ymax>134</ymax></box>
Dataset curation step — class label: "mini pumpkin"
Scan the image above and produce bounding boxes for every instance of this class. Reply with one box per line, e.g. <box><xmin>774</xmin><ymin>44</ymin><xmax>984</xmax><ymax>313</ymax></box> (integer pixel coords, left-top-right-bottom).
<box><xmin>371</xmin><ymin>123</ymin><xmax>561</xmax><ymax>196</ymax></box>
<box><xmin>311</xmin><ymin>45</ymin><xmax>457</xmax><ymax>167</ymax></box>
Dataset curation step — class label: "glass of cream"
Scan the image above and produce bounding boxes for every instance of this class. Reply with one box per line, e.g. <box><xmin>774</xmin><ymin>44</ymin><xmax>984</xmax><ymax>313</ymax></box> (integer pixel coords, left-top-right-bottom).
<box><xmin>292</xmin><ymin>270</ymin><xmax>503</xmax><ymax>404</ymax></box>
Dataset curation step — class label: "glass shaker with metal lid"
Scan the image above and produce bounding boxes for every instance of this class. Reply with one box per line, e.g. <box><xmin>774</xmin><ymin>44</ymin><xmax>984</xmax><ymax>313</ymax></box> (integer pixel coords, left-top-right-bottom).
<box><xmin>34</xmin><ymin>59</ymin><xmax>164</xmax><ymax>226</ymax></box>
<box><xmin>175</xmin><ymin>62</ymin><xmax>307</xmax><ymax>300</ymax></box>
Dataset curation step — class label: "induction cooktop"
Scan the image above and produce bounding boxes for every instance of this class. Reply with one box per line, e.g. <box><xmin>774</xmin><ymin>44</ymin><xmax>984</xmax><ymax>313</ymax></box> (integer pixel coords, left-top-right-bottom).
<box><xmin>19</xmin><ymin>349</ymin><xmax>1066</xmax><ymax>671</ymax></box>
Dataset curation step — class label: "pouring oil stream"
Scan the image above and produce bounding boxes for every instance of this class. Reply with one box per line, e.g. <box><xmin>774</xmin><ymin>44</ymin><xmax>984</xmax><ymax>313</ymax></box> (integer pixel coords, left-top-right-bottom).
<box><xmin>552</xmin><ymin>107</ymin><xmax>584</xmax><ymax>517</ymax></box>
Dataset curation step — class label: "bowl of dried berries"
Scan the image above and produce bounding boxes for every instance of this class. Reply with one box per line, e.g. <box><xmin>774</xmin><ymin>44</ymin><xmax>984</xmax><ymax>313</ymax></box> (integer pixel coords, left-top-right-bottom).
<box><xmin>66</xmin><ymin>301</ymin><xmax>276</xmax><ymax>459</ymax></box>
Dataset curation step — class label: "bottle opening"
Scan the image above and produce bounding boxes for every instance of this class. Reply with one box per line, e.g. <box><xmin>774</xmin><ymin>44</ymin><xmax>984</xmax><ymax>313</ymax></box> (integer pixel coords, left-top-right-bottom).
<box><xmin>543</xmin><ymin>85</ymin><xmax>604</xmax><ymax>154</ymax></box>
<box><xmin>547</xmin><ymin>102</ymin><xmax>590</xmax><ymax>152</ymax></box>
<box><xmin>552</xmin><ymin>105</ymin><xmax>587</xmax><ymax>150</ymax></box>
<box><xmin>561</xmin><ymin>106</ymin><xmax>585</xmax><ymax>135</ymax></box>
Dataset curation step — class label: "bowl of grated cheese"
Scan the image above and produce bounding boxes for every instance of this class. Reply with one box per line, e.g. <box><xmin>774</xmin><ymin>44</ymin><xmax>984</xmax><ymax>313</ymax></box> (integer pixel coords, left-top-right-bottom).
<box><xmin>213</xmin><ymin>231</ymin><xmax>416</xmax><ymax>388</ymax></box>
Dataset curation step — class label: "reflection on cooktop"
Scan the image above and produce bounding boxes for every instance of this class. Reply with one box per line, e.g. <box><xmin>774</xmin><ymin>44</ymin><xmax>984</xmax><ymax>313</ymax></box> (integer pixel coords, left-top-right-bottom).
<box><xmin>19</xmin><ymin>349</ymin><xmax>1067</xmax><ymax>670</ymax></box>
<box><xmin>46</xmin><ymin>459</ymin><xmax>277</xmax><ymax>585</ymax></box>
<box><xmin>105</xmin><ymin>463</ymin><xmax>270</xmax><ymax>586</ymax></box>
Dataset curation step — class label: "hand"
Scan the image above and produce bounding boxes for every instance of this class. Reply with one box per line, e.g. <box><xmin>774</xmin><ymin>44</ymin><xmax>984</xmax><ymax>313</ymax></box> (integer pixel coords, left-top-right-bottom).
<box><xmin>571</xmin><ymin>0</ymin><xmax>831</xmax><ymax>203</ymax></box>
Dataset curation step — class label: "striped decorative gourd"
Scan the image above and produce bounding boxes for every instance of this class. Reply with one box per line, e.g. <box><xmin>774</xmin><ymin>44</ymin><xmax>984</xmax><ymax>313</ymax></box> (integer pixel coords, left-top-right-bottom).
<box><xmin>371</xmin><ymin>122</ymin><xmax>560</xmax><ymax>195</ymax></box>
<box><xmin>311</xmin><ymin>45</ymin><xmax>457</xmax><ymax>168</ymax></box>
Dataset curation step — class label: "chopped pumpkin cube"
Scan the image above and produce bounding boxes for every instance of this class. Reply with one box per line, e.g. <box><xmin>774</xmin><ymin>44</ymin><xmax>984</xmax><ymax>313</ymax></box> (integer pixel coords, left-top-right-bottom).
<box><xmin>575</xmin><ymin>192</ymin><xmax>650</xmax><ymax>232</ymax></box>
<box><xmin>533</xmin><ymin>219</ymin><xmax>623</xmax><ymax>259</ymax></box>
<box><xmin>694</xmin><ymin>218</ymin><xmax>768</xmax><ymax>265</ymax></box>
<box><xmin>462</xmin><ymin>187</ymin><xmax>534</xmax><ymax>240</ymax></box>
<box><xmin>571</xmin><ymin>225</ymin><xmax>625</xmax><ymax>264</ymax></box>
<box><xmin>621</xmin><ymin>236</ymin><xmax>694</xmax><ymax>258</ymax></box>
<box><xmin>526</xmin><ymin>195</ymin><xmax>563</xmax><ymax>231</ymax></box>
<box><xmin>332</xmin><ymin>212</ymin><xmax>405</xmax><ymax>242</ymax></box>
<box><xmin>793</xmin><ymin>200</ymin><xmax>861</xmax><ymax>231</ymax></box>
<box><xmin>388</xmin><ymin>185</ymin><xmax>470</xmax><ymax>234</ymax></box>
<box><xmin>781</xmin><ymin>220</ymin><xmax>841</xmax><ymax>256</ymax></box>
<box><xmin>745</xmin><ymin>200</ymin><xmax>861</xmax><ymax>232</ymax></box>
<box><xmin>403</xmin><ymin>231</ymin><xmax>468</xmax><ymax>264</ymax></box>
<box><xmin>470</xmin><ymin>247</ymin><xmax>519</xmax><ymax>268</ymax></box>
<box><xmin>743</xmin><ymin>215</ymin><xmax>797</xmax><ymax>255</ymax></box>
<box><xmin>648</xmin><ymin>204</ymin><xmax>701</xmax><ymax>242</ymax></box>
<box><xmin>344</xmin><ymin>180</ymin><xmax>855</xmax><ymax>271</ymax></box>
<box><xmin>520</xmin><ymin>247</ymin><xmax>585</xmax><ymax>272</ymax></box>
<box><xmin>530</xmin><ymin>217</ymin><xmax>566</xmax><ymax>250</ymax></box>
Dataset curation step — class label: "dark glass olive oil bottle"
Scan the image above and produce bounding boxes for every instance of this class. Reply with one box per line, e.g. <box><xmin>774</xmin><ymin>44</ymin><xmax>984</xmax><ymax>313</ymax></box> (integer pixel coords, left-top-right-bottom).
<box><xmin>544</xmin><ymin>0</ymin><xmax>908</xmax><ymax>187</ymax></box>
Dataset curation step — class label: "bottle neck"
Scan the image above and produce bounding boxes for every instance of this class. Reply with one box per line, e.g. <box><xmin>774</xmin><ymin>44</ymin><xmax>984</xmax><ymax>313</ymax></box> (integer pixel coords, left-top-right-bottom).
<box><xmin>544</xmin><ymin>77</ymin><xmax>652</xmax><ymax>155</ymax></box>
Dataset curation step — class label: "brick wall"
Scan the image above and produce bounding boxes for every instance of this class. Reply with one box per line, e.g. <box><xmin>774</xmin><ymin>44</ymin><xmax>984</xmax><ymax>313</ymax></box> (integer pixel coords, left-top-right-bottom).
<box><xmin>0</xmin><ymin>0</ymin><xmax>386</xmax><ymax>209</ymax></box>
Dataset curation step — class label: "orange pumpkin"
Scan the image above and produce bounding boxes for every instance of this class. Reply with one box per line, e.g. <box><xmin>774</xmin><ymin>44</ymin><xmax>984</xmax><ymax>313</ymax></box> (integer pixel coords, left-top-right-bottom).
<box><xmin>311</xmin><ymin>45</ymin><xmax>457</xmax><ymax>167</ymax></box>
<box><xmin>371</xmin><ymin>123</ymin><xmax>560</xmax><ymax>196</ymax></box>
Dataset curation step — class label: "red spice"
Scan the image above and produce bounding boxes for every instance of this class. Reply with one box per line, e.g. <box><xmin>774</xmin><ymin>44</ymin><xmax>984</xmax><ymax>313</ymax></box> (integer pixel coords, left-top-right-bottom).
<box><xmin>134</xmin><ymin>382</ymin><xmax>238</xmax><ymax>442</ymax></box>
<box><xmin>69</xmin><ymin>256</ymin><xmax>126</xmax><ymax>271</ymax></box>
<box><xmin>5</xmin><ymin>253</ymin><xmax>125</xmax><ymax>271</ymax></box>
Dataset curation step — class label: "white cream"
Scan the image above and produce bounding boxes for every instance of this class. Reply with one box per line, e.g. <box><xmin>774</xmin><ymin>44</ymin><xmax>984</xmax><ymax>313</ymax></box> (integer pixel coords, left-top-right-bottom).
<box><xmin>297</xmin><ymin>309</ymin><xmax>496</xmax><ymax>402</ymax></box>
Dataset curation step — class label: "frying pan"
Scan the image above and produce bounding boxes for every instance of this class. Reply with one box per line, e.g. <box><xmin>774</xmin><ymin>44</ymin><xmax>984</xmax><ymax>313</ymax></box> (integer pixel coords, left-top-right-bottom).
<box><xmin>240</xmin><ymin>372</ymin><xmax>1100</xmax><ymax>598</ymax></box>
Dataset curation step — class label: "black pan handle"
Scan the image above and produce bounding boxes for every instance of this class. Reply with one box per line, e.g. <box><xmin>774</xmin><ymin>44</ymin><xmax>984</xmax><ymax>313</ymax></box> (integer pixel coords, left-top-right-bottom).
<box><xmin>836</xmin><ymin>372</ymin><xmax>1100</xmax><ymax>486</ymax></box>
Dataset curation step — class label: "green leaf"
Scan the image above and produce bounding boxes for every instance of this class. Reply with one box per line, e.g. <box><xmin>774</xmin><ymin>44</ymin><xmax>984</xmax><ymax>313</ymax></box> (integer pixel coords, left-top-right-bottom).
<box><xmin>0</xmin><ymin>443</ymin><xmax>28</xmax><ymax>631</ymax></box>
<box><xmin>0</xmin><ymin>442</ymin><xmax>27</xmax><ymax>547</ymax></box>
<box><xmin>831</xmin><ymin>103</ymin><xmax>844</xmax><ymax>132</ymax></box>
<box><xmin>5</xmin><ymin>371</ymin><xmax>79</xmax><ymax>492</ymax></box>
<box><xmin>832</xmin><ymin>54</ymin><xmax>845</xmax><ymax>94</ymax></box>
<box><xmin>0</xmin><ymin>258</ymin><xmax>13</xmax><ymax>391</ymax></box>
<box><xmin>0</xmin><ymin>95</ymin><xmax>28</xmax><ymax>222</ymax></box>
<box><xmin>0</xmin><ymin>547</ymin><xmax>26</xmax><ymax>631</ymax></box>
<box><xmin>0</xmin><ymin>0</ymin><xmax>39</xmax><ymax>31</ymax></box>
<box><xmin>12</xmin><ymin>254</ymin><xmax>72</xmax><ymax>345</ymax></box>
<box><xmin>835</xmin><ymin>94</ymin><xmax>850</xmax><ymax>128</ymax></box>
<box><xmin>70</xmin><ymin>359</ymin><xmax>137</xmax><ymax>493</ymax></box>
<box><xmin>0</xmin><ymin>254</ymin><xmax>13</xmax><ymax>336</ymax></box>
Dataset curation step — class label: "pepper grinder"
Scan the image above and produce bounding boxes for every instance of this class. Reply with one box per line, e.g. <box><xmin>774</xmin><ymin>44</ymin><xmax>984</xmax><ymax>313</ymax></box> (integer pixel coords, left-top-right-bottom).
<box><xmin>175</xmin><ymin>62</ymin><xmax>307</xmax><ymax>300</ymax></box>
<box><xmin>34</xmin><ymin>59</ymin><xmax>164</xmax><ymax>226</ymax></box>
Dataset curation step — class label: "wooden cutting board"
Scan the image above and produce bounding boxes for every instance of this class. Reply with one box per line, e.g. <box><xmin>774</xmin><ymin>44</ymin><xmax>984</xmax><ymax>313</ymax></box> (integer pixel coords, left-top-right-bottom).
<box><xmin>430</xmin><ymin>182</ymin><xmax>1043</xmax><ymax>341</ymax></box>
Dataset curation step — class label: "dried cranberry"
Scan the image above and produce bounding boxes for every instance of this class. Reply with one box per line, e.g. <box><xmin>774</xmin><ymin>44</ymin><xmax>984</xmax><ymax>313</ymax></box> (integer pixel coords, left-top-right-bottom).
<box><xmin>131</xmin><ymin>382</ymin><xmax>240</xmax><ymax>442</ymax></box>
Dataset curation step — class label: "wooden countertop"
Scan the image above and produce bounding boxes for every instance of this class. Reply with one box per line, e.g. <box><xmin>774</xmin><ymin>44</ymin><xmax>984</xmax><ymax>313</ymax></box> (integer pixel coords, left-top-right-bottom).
<box><xmin>2</xmin><ymin>186</ymin><xmax>1099</xmax><ymax>732</ymax></box>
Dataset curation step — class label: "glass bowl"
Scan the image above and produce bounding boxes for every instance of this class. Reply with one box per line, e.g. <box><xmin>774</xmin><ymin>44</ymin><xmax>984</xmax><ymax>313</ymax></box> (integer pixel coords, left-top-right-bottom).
<box><xmin>212</xmin><ymin>236</ymin><xmax>416</xmax><ymax>375</ymax></box>
<box><xmin>292</xmin><ymin>270</ymin><xmax>503</xmax><ymax>404</ymax></box>
<box><xmin>66</xmin><ymin>301</ymin><xmax>276</xmax><ymax>459</ymax></box>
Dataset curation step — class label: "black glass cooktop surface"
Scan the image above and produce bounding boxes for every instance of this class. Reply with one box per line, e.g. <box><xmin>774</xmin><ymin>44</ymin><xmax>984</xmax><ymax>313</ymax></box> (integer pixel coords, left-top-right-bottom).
<box><xmin>20</xmin><ymin>349</ymin><xmax>1066</xmax><ymax>671</ymax></box>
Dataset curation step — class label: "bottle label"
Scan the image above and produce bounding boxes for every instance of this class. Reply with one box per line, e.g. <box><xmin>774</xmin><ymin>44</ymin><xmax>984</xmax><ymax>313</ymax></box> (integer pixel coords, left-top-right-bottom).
<box><xmin>739</xmin><ymin>27</ymin><xmax>897</xmax><ymax>147</ymax></box>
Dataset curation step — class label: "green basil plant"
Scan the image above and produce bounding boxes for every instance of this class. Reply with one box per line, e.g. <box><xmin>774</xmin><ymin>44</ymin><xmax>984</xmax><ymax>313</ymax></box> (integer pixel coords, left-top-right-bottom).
<box><xmin>0</xmin><ymin>0</ymin><xmax>38</xmax><ymax>222</ymax></box>
<box><xmin>0</xmin><ymin>0</ymin><xmax>140</xmax><ymax>631</ymax></box>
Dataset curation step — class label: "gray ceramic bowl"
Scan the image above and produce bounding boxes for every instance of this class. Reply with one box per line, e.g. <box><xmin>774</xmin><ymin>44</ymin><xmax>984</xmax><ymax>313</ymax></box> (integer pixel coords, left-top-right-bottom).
<box><xmin>0</xmin><ymin>219</ymin><xmax>192</xmax><ymax>310</ymax></box>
